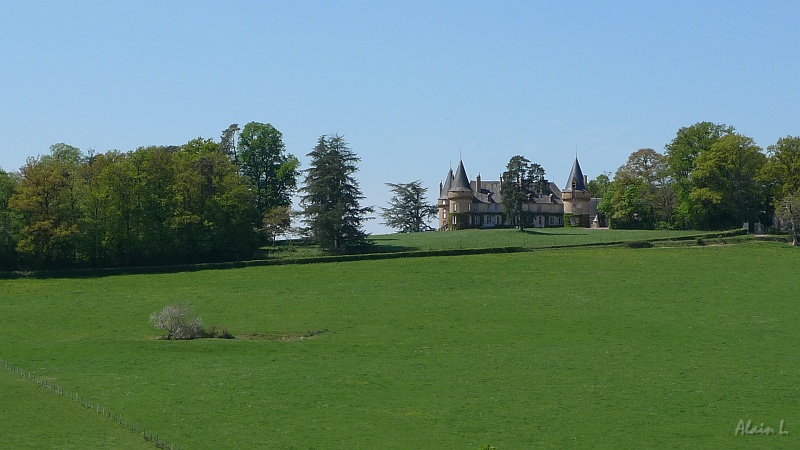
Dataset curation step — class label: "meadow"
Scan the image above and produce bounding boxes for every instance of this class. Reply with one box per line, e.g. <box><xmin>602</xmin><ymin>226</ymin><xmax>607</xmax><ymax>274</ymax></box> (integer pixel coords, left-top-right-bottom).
<box><xmin>1</xmin><ymin>233</ymin><xmax>797</xmax><ymax>448</ymax></box>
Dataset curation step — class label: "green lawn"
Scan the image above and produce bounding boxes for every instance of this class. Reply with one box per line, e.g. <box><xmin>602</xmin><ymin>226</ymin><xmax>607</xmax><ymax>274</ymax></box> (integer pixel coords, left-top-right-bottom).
<box><xmin>369</xmin><ymin>227</ymin><xmax>711</xmax><ymax>251</ymax></box>
<box><xmin>1</xmin><ymin>240</ymin><xmax>797</xmax><ymax>448</ymax></box>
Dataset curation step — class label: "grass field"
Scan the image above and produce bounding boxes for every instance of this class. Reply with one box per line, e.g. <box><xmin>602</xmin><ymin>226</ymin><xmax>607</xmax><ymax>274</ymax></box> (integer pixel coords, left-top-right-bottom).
<box><xmin>1</xmin><ymin>237</ymin><xmax>798</xmax><ymax>448</ymax></box>
<box><xmin>260</xmin><ymin>227</ymin><xmax>718</xmax><ymax>260</ymax></box>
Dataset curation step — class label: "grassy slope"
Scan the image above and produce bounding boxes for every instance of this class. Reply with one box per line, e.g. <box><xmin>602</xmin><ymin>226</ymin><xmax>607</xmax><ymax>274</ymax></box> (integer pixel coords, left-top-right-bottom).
<box><xmin>0</xmin><ymin>370</ymin><xmax>154</xmax><ymax>449</ymax></box>
<box><xmin>1</xmin><ymin>241</ymin><xmax>797</xmax><ymax>448</ymax></box>
<box><xmin>368</xmin><ymin>227</ymin><xmax>710</xmax><ymax>251</ymax></box>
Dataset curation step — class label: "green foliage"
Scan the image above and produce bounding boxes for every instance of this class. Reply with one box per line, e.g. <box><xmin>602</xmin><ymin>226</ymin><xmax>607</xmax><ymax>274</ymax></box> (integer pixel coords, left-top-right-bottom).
<box><xmin>774</xmin><ymin>192</ymin><xmax>800</xmax><ymax>246</ymax></box>
<box><xmin>500</xmin><ymin>155</ymin><xmax>548</xmax><ymax>231</ymax></box>
<box><xmin>262</xmin><ymin>205</ymin><xmax>294</xmax><ymax>245</ymax></box>
<box><xmin>586</xmin><ymin>172</ymin><xmax>611</xmax><ymax>198</ymax></box>
<box><xmin>603</xmin><ymin>148</ymin><xmax>672</xmax><ymax>229</ymax></box>
<box><xmin>237</xmin><ymin>122</ymin><xmax>300</xmax><ymax>215</ymax></box>
<box><xmin>665</xmin><ymin>122</ymin><xmax>735</xmax><ymax>228</ymax></box>
<box><xmin>0</xmin><ymin>169</ymin><xmax>21</xmax><ymax>269</ymax></box>
<box><xmin>689</xmin><ymin>134</ymin><xmax>768</xmax><ymax>229</ymax></box>
<box><xmin>300</xmin><ymin>134</ymin><xmax>373</xmax><ymax>251</ymax></box>
<box><xmin>380</xmin><ymin>180</ymin><xmax>437</xmax><ymax>232</ymax></box>
<box><xmin>5</xmin><ymin>139</ymin><xmax>260</xmax><ymax>269</ymax></box>
<box><xmin>762</xmin><ymin>135</ymin><xmax>800</xmax><ymax>199</ymax></box>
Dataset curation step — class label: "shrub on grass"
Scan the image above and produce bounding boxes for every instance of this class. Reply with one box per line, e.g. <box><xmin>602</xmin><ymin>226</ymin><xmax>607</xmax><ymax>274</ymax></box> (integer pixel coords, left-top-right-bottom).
<box><xmin>206</xmin><ymin>324</ymin><xmax>235</xmax><ymax>339</ymax></box>
<box><xmin>626</xmin><ymin>241</ymin><xmax>653</xmax><ymax>248</ymax></box>
<box><xmin>150</xmin><ymin>304</ymin><xmax>204</xmax><ymax>340</ymax></box>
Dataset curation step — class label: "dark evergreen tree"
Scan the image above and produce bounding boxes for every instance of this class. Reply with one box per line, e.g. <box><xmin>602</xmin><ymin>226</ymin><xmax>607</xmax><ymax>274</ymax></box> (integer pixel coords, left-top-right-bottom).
<box><xmin>220</xmin><ymin>123</ymin><xmax>240</xmax><ymax>164</ymax></box>
<box><xmin>500</xmin><ymin>155</ymin><xmax>548</xmax><ymax>231</ymax></box>
<box><xmin>380</xmin><ymin>180</ymin><xmax>437</xmax><ymax>233</ymax></box>
<box><xmin>300</xmin><ymin>134</ymin><xmax>373</xmax><ymax>251</ymax></box>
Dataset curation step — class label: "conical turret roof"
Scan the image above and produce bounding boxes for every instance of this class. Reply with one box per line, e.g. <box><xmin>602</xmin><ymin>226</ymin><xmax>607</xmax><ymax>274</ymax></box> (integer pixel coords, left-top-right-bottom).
<box><xmin>450</xmin><ymin>159</ymin><xmax>472</xmax><ymax>192</ymax></box>
<box><xmin>564</xmin><ymin>157</ymin><xmax>587</xmax><ymax>191</ymax></box>
<box><xmin>439</xmin><ymin>167</ymin><xmax>454</xmax><ymax>199</ymax></box>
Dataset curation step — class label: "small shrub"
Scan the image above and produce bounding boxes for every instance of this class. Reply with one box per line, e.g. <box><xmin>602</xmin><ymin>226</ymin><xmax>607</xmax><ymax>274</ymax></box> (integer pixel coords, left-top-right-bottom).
<box><xmin>150</xmin><ymin>304</ymin><xmax>204</xmax><ymax>340</ymax></box>
<box><xmin>626</xmin><ymin>241</ymin><xmax>653</xmax><ymax>249</ymax></box>
<box><xmin>206</xmin><ymin>324</ymin><xmax>235</xmax><ymax>339</ymax></box>
<box><xmin>696</xmin><ymin>238</ymin><xmax>706</xmax><ymax>246</ymax></box>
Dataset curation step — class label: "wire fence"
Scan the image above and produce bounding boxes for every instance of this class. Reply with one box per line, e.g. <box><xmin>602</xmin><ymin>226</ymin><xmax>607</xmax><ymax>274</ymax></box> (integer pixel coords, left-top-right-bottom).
<box><xmin>0</xmin><ymin>356</ymin><xmax>180</xmax><ymax>450</ymax></box>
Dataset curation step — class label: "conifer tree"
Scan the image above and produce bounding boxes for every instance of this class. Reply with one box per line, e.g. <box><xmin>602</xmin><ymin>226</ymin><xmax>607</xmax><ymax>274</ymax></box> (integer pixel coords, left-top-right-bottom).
<box><xmin>300</xmin><ymin>134</ymin><xmax>373</xmax><ymax>251</ymax></box>
<box><xmin>380</xmin><ymin>180</ymin><xmax>436</xmax><ymax>233</ymax></box>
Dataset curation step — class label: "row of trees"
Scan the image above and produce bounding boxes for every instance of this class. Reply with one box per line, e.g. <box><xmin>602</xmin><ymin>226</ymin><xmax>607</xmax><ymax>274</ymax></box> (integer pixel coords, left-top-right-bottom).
<box><xmin>595</xmin><ymin>122</ymin><xmax>800</xmax><ymax>238</ymax></box>
<box><xmin>0</xmin><ymin>123</ymin><xmax>374</xmax><ymax>270</ymax></box>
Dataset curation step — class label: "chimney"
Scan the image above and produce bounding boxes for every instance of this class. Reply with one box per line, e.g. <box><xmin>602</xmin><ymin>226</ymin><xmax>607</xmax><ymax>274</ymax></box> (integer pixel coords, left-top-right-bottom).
<box><xmin>475</xmin><ymin>173</ymin><xmax>481</xmax><ymax>193</ymax></box>
<box><xmin>584</xmin><ymin>175</ymin><xmax>588</xmax><ymax>187</ymax></box>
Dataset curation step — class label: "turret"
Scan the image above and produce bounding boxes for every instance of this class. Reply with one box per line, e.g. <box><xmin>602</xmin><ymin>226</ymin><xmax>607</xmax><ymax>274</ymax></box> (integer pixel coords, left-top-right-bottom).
<box><xmin>563</xmin><ymin>157</ymin><xmax>591</xmax><ymax>226</ymax></box>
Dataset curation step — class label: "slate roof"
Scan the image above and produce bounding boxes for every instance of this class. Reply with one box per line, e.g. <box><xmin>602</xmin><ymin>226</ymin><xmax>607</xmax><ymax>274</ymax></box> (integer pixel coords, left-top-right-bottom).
<box><xmin>471</xmin><ymin>180</ymin><xmax>563</xmax><ymax>205</ymax></box>
<box><xmin>450</xmin><ymin>160</ymin><xmax>472</xmax><ymax>192</ymax></box>
<box><xmin>439</xmin><ymin>167</ymin><xmax>454</xmax><ymax>199</ymax></box>
<box><xmin>564</xmin><ymin>158</ymin><xmax>588</xmax><ymax>191</ymax></box>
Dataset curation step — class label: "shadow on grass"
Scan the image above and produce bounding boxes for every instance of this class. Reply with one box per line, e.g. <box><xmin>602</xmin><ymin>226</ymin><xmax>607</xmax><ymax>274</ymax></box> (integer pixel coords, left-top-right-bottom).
<box><xmin>521</xmin><ymin>229</ymin><xmax>588</xmax><ymax>236</ymax></box>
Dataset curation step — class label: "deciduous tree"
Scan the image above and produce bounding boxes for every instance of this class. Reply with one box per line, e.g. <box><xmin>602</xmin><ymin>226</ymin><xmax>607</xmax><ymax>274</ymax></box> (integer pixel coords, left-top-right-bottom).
<box><xmin>237</xmin><ymin>122</ymin><xmax>300</xmax><ymax>216</ymax></box>
<box><xmin>0</xmin><ymin>168</ymin><xmax>21</xmax><ymax>269</ymax></box>
<box><xmin>150</xmin><ymin>304</ymin><xmax>204</xmax><ymax>340</ymax></box>
<box><xmin>262</xmin><ymin>205</ymin><xmax>294</xmax><ymax>245</ymax></box>
<box><xmin>775</xmin><ymin>192</ymin><xmax>800</xmax><ymax>246</ymax></box>
<box><xmin>603</xmin><ymin>148</ymin><xmax>674</xmax><ymax>229</ymax></box>
<box><xmin>586</xmin><ymin>173</ymin><xmax>611</xmax><ymax>198</ymax></box>
<box><xmin>665</xmin><ymin>122</ymin><xmax>734</xmax><ymax>228</ymax></box>
<box><xmin>8</xmin><ymin>144</ymin><xmax>84</xmax><ymax>268</ymax></box>
<box><xmin>380</xmin><ymin>180</ymin><xmax>437</xmax><ymax>233</ymax></box>
<box><xmin>689</xmin><ymin>134</ymin><xmax>767</xmax><ymax>229</ymax></box>
<box><xmin>761</xmin><ymin>136</ymin><xmax>800</xmax><ymax>200</ymax></box>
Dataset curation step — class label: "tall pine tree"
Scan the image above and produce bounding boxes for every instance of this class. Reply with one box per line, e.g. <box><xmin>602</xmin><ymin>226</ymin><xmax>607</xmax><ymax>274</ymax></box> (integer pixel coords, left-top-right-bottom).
<box><xmin>300</xmin><ymin>134</ymin><xmax>373</xmax><ymax>251</ymax></box>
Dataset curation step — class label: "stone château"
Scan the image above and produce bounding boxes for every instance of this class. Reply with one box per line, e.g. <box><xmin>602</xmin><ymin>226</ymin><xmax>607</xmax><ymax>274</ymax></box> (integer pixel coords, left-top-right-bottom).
<box><xmin>437</xmin><ymin>158</ymin><xmax>603</xmax><ymax>230</ymax></box>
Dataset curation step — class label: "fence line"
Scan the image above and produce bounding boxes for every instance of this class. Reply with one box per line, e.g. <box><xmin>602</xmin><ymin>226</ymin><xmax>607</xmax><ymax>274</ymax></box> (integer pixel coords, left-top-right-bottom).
<box><xmin>0</xmin><ymin>357</ymin><xmax>180</xmax><ymax>450</ymax></box>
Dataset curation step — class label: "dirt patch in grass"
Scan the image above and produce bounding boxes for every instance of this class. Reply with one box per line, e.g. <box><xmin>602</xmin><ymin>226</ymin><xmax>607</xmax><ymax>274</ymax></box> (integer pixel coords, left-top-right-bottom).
<box><xmin>237</xmin><ymin>329</ymin><xmax>329</xmax><ymax>341</ymax></box>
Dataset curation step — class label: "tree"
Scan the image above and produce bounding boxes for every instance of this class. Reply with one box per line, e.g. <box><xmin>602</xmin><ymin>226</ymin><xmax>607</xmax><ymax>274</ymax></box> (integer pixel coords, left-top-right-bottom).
<box><xmin>775</xmin><ymin>192</ymin><xmax>800</xmax><ymax>246</ymax></box>
<box><xmin>300</xmin><ymin>134</ymin><xmax>373</xmax><ymax>251</ymax></box>
<box><xmin>8</xmin><ymin>144</ymin><xmax>84</xmax><ymax>268</ymax></box>
<box><xmin>762</xmin><ymin>136</ymin><xmax>800</xmax><ymax>200</ymax></box>
<box><xmin>500</xmin><ymin>155</ymin><xmax>547</xmax><ymax>231</ymax></box>
<box><xmin>150</xmin><ymin>304</ymin><xmax>204</xmax><ymax>340</ymax></box>
<box><xmin>586</xmin><ymin>173</ymin><xmax>611</xmax><ymax>198</ymax></box>
<box><xmin>665</xmin><ymin>122</ymin><xmax>735</xmax><ymax>228</ymax></box>
<box><xmin>0</xmin><ymin>168</ymin><xmax>21</xmax><ymax>269</ymax></box>
<box><xmin>262</xmin><ymin>205</ymin><xmax>294</xmax><ymax>245</ymax></box>
<box><xmin>603</xmin><ymin>148</ymin><xmax>674</xmax><ymax>229</ymax></box>
<box><xmin>689</xmin><ymin>134</ymin><xmax>767</xmax><ymax>229</ymax></box>
<box><xmin>220</xmin><ymin>123</ymin><xmax>240</xmax><ymax>164</ymax></box>
<box><xmin>237</xmin><ymin>122</ymin><xmax>300</xmax><ymax>216</ymax></box>
<box><xmin>380</xmin><ymin>180</ymin><xmax>437</xmax><ymax>233</ymax></box>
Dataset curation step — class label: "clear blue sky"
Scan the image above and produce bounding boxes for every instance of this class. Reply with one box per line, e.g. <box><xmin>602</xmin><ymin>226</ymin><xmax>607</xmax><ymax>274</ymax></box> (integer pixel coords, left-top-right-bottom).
<box><xmin>2</xmin><ymin>0</ymin><xmax>798</xmax><ymax>234</ymax></box>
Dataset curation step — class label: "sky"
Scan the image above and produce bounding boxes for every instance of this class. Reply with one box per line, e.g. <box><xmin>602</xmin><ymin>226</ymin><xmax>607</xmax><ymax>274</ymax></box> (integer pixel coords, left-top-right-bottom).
<box><xmin>1</xmin><ymin>0</ymin><xmax>798</xmax><ymax>235</ymax></box>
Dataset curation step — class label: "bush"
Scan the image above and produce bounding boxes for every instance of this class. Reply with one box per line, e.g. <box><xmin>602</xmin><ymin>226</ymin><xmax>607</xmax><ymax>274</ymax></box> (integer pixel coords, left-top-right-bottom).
<box><xmin>150</xmin><ymin>304</ymin><xmax>204</xmax><ymax>340</ymax></box>
<box><xmin>626</xmin><ymin>241</ymin><xmax>653</xmax><ymax>249</ymax></box>
<box><xmin>206</xmin><ymin>324</ymin><xmax>235</xmax><ymax>339</ymax></box>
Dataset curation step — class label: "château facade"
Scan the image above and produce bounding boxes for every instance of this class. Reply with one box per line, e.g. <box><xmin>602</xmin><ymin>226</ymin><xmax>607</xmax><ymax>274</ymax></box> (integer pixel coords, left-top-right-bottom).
<box><xmin>437</xmin><ymin>158</ymin><xmax>603</xmax><ymax>230</ymax></box>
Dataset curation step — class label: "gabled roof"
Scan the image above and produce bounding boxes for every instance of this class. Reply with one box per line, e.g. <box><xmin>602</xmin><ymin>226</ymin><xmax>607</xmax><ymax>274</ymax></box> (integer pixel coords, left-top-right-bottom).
<box><xmin>450</xmin><ymin>160</ymin><xmax>472</xmax><ymax>192</ymax></box>
<box><xmin>564</xmin><ymin>157</ymin><xmax>588</xmax><ymax>191</ymax></box>
<box><xmin>439</xmin><ymin>167</ymin><xmax>454</xmax><ymax>199</ymax></box>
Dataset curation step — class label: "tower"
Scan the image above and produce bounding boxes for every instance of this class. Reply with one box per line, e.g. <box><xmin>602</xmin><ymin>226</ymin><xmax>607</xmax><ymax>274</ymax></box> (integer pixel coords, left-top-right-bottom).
<box><xmin>562</xmin><ymin>157</ymin><xmax>591</xmax><ymax>227</ymax></box>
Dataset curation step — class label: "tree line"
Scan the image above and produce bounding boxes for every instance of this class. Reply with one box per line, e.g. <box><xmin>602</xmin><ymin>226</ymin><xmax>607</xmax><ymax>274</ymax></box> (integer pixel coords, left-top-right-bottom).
<box><xmin>590</xmin><ymin>122</ymin><xmax>799</xmax><ymax>240</ymax></box>
<box><xmin>0</xmin><ymin>123</ymin><xmax>373</xmax><ymax>270</ymax></box>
